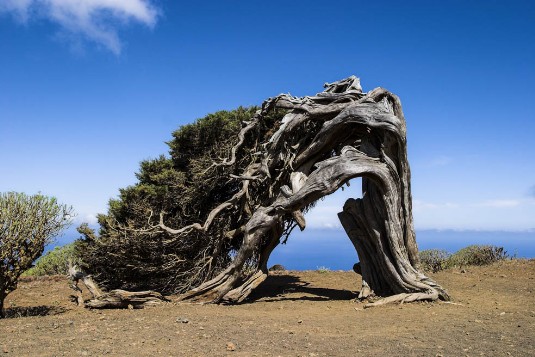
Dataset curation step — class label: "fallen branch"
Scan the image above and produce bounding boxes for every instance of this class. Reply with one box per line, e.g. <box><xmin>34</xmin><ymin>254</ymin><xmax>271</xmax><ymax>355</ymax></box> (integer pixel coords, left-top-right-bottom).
<box><xmin>68</xmin><ymin>264</ymin><xmax>168</xmax><ymax>309</ymax></box>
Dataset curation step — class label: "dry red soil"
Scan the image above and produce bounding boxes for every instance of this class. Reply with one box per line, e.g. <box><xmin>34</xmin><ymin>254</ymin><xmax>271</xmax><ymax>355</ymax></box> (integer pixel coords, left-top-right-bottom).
<box><xmin>1</xmin><ymin>259</ymin><xmax>534</xmax><ymax>356</ymax></box>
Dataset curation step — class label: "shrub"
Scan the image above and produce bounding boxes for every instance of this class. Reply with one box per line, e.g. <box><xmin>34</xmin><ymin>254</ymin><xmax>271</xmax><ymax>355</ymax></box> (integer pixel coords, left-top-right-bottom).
<box><xmin>447</xmin><ymin>245</ymin><xmax>508</xmax><ymax>268</ymax></box>
<box><xmin>0</xmin><ymin>192</ymin><xmax>73</xmax><ymax>318</ymax></box>
<box><xmin>23</xmin><ymin>242</ymin><xmax>80</xmax><ymax>277</ymax></box>
<box><xmin>419</xmin><ymin>245</ymin><xmax>509</xmax><ymax>273</ymax></box>
<box><xmin>316</xmin><ymin>266</ymin><xmax>331</xmax><ymax>273</ymax></box>
<box><xmin>419</xmin><ymin>249</ymin><xmax>451</xmax><ymax>273</ymax></box>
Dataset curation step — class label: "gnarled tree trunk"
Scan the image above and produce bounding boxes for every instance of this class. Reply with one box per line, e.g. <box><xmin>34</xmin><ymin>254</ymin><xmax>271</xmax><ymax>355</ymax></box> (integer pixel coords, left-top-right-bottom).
<box><xmin>174</xmin><ymin>76</ymin><xmax>449</xmax><ymax>305</ymax></box>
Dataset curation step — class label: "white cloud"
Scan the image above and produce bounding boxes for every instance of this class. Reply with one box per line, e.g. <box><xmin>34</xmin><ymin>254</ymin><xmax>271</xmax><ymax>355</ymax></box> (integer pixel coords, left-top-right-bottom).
<box><xmin>0</xmin><ymin>0</ymin><xmax>159</xmax><ymax>54</ymax></box>
<box><xmin>412</xmin><ymin>198</ymin><xmax>535</xmax><ymax>231</ymax></box>
<box><xmin>302</xmin><ymin>205</ymin><xmax>343</xmax><ymax>229</ymax></box>
<box><xmin>0</xmin><ymin>0</ymin><xmax>33</xmax><ymax>21</ymax></box>
<box><xmin>475</xmin><ymin>199</ymin><xmax>522</xmax><ymax>208</ymax></box>
<box><xmin>298</xmin><ymin>186</ymin><xmax>535</xmax><ymax>232</ymax></box>
<box><xmin>413</xmin><ymin>200</ymin><xmax>459</xmax><ymax>211</ymax></box>
<box><xmin>427</xmin><ymin>155</ymin><xmax>453</xmax><ymax>167</ymax></box>
<box><xmin>73</xmin><ymin>212</ymin><xmax>99</xmax><ymax>225</ymax></box>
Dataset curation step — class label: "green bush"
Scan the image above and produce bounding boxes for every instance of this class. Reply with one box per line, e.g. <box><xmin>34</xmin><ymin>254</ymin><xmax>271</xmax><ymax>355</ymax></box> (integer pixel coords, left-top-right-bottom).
<box><xmin>447</xmin><ymin>245</ymin><xmax>508</xmax><ymax>268</ymax></box>
<box><xmin>419</xmin><ymin>249</ymin><xmax>451</xmax><ymax>273</ymax></box>
<box><xmin>22</xmin><ymin>242</ymin><xmax>80</xmax><ymax>277</ymax></box>
<box><xmin>419</xmin><ymin>245</ymin><xmax>508</xmax><ymax>272</ymax></box>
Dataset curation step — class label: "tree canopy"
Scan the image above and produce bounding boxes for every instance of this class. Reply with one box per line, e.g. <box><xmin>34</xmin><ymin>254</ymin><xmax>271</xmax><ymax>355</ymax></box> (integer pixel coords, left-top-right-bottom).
<box><xmin>80</xmin><ymin>106</ymin><xmax>286</xmax><ymax>293</ymax></box>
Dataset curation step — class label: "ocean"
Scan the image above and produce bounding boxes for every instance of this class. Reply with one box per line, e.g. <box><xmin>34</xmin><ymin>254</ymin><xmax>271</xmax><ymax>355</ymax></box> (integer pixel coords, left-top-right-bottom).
<box><xmin>48</xmin><ymin>227</ymin><xmax>535</xmax><ymax>271</ymax></box>
<box><xmin>267</xmin><ymin>228</ymin><xmax>535</xmax><ymax>270</ymax></box>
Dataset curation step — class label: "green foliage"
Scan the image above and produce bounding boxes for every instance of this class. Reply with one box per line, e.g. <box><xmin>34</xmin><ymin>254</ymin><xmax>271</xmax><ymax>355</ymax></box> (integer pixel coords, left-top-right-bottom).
<box><xmin>80</xmin><ymin>107</ymin><xmax>286</xmax><ymax>293</ymax></box>
<box><xmin>418</xmin><ymin>249</ymin><xmax>451</xmax><ymax>273</ymax></box>
<box><xmin>447</xmin><ymin>245</ymin><xmax>508</xmax><ymax>268</ymax></box>
<box><xmin>0</xmin><ymin>192</ymin><xmax>73</xmax><ymax>317</ymax></box>
<box><xmin>419</xmin><ymin>245</ymin><xmax>509</xmax><ymax>273</ymax></box>
<box><xmin>22</xmin><ymin>242</ymin><xmax>81</xmax><ymax>277</ymax></box>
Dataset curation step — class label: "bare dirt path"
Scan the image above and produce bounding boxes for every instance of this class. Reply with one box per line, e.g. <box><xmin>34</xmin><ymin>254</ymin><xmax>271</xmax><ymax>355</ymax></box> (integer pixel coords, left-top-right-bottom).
<box><xmin>1</xmin><ymin>260</ymin><xmax>534</xmax><ymax>356</ymax></box>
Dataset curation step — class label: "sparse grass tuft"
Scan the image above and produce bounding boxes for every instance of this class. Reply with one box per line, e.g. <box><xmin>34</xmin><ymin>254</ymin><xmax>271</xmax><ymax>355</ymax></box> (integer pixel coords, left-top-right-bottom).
<box><xmin>316</xmin><ymin>266</ymin><xmax>331</xmax><ymax>273</ymax></box>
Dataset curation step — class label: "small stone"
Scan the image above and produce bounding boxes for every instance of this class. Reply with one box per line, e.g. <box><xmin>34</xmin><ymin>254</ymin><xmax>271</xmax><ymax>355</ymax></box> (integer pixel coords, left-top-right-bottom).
<box><xmin>460</xmin><ymin>269</ymin><xmax>466</xmax><ymax>273</ymax></box>
<box><xmin>298</xmin><ymin>320</ymin><xmax>303</xmax><ymax>324</ymax></box>
<box><xmin>269</xmin><ymin>264</ymin><xmax>286</xmax><ymax>271</ymax></box>
<box><xmin>3</xmin><ymin>345</ymin><xmax>8</xmax><ymax>354</ymax></box>
<box><xmin>127</xmin><ymin>304</ymin><xmax>134</xmax><ymax>310</ymax></box>
<box><xmin>500</xmin><ymin>312</ymin><xmax>506</xmax><ymax>316</ymax></box>
<box><xmin>199</xmin><ymin>326</ymin><xmax>204</xmax><ymax>330</ymax></box>
<box><xmin>176</xmin><ymin>317</ymin><xmax>189</xmax><ymax>323</ymax></box>
<box><xmin>226</xmin><ymin>342</ymin><xmax>236</xmax><ymax>351</ymax></box>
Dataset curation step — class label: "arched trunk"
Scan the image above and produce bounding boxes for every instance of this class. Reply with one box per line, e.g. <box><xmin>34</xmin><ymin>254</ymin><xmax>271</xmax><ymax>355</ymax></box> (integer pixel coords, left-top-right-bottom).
<box><xmin>158</xmin><ymin>76</ymin><xmax>448</xmax><ymax>306</ymax></box>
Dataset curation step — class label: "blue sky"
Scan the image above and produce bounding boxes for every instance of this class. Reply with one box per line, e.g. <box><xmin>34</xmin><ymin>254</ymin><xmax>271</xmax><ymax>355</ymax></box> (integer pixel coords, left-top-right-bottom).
<box><xmin>1</xmin><ymin>1</ymin><xmax>534</xmax><ymax>264</ymax></box>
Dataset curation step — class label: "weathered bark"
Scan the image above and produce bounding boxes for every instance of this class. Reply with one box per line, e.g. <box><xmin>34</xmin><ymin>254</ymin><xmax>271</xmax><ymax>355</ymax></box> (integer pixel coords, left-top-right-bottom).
<box><xmin>84</xmin><ymin>290</ymin><xmax>168</xmax><ymax>309</ymax></box>
<box><xmin>68</xmin><ymin>264</ymin><xmax>168</xmax><ymax>309</ymax></box>
<box><xmin>0</xmin><ymin>291</ymin><xmax>5</xmax><ymax>318</ymax></box>
<box><xmin>177</xmin><ymin>76</ymin><xmax>447</xmax><ymax>305</ymax></box>
<box><xmin>116</xmin><ymin>75</ymin><xmax>448</xmax><ymax>306</ymax></box>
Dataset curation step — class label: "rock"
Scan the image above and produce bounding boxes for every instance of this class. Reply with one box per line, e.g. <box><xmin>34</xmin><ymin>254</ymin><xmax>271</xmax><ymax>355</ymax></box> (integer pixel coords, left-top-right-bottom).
<box><xmin>353</xmin><ymin>263</ymin><xmax>361</xmax><ymax>275</ymax></box>
<box><xmin>269</xmin><ymin>264</ymin><xmax>286</xmax><ymax>271</ymax></box>
<box><xmin>226</xmin><ymin>342</ymin><xmax>236</xmax><ymax>351</ymax></box>
<box><xmin>176</xmin><ymin>317</ymin><xmax>189</xmax><ymax>323</ymax></box>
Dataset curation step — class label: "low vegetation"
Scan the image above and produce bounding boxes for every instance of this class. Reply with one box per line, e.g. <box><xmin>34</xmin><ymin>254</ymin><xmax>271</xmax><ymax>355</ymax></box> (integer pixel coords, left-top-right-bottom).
<box><xmin>0</xmin><ymin>192</ymin><xmax>73</xmax><ymax>318</ymax></box>
<box><xmin>419</xmin><ymin>245</ymin><xmax>509</xmax><ymax>273</ymax></box>
<box><xmin>22</xmin><ymin>242</ymin><xmax>81</xmax><ymax>277</ymax></box>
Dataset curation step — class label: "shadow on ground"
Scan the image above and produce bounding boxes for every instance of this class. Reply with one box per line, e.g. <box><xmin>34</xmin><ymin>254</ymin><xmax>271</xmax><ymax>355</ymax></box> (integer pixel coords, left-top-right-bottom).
<box><xmin>4</xmin><ymin>305</ymin><xmax>67</xmax><ymax>318</ymax></box>
<box><xmin>247</xmin><ymin>274</ymin><xmax>357</xmax><ymax>303</ymax></box>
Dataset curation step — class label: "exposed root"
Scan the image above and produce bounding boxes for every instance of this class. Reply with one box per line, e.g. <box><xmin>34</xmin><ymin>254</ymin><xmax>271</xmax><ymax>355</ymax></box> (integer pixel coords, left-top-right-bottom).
<box><xmin>178</xmin><ymin>266</ymin><xmax>239</xmax><ymax>303</ymax></box>
<box><xmin>223</xmin><ymin>270</ymin><xmax>268</xmax><ymax>303</ymax></box>
<box><xmin>363</xmin><ymin>291</ymin><xmax>440</xmax><ymax>308</ymax></box>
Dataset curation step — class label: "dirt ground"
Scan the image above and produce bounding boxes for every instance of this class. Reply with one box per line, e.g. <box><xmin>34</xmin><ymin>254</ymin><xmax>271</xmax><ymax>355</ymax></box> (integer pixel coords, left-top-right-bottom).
<box><xmin>1</xmin><ymin>259</ymin><xmax>534</xmax><ymax>356</ymax></box>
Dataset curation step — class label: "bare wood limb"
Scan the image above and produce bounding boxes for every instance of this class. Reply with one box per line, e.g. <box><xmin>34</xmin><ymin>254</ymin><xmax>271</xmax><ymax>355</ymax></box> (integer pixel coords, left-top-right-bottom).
<box><xmin>68</xmin><ymin>264</ymin><xmax>168</xmax><ymax>309</ymax></box>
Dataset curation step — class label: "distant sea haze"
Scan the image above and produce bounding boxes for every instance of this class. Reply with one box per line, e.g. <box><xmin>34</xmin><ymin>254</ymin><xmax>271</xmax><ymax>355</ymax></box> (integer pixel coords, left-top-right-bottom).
<box><xmin>268</xmin><ymin>229</ymin><xmax>535</xmax><ymax>271</ymax></box>
<box><xmin>49</xmin><ymin>228</ymin><xmax>534</xmax><ymax>271</ymax></box>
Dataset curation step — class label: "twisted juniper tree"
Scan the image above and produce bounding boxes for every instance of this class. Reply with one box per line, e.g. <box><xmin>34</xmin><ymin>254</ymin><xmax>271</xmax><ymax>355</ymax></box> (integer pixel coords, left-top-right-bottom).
<box><xmin>83</xmin><ymin>76</ymin><xmax>448</xmax><ymax>306</ymax></box>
